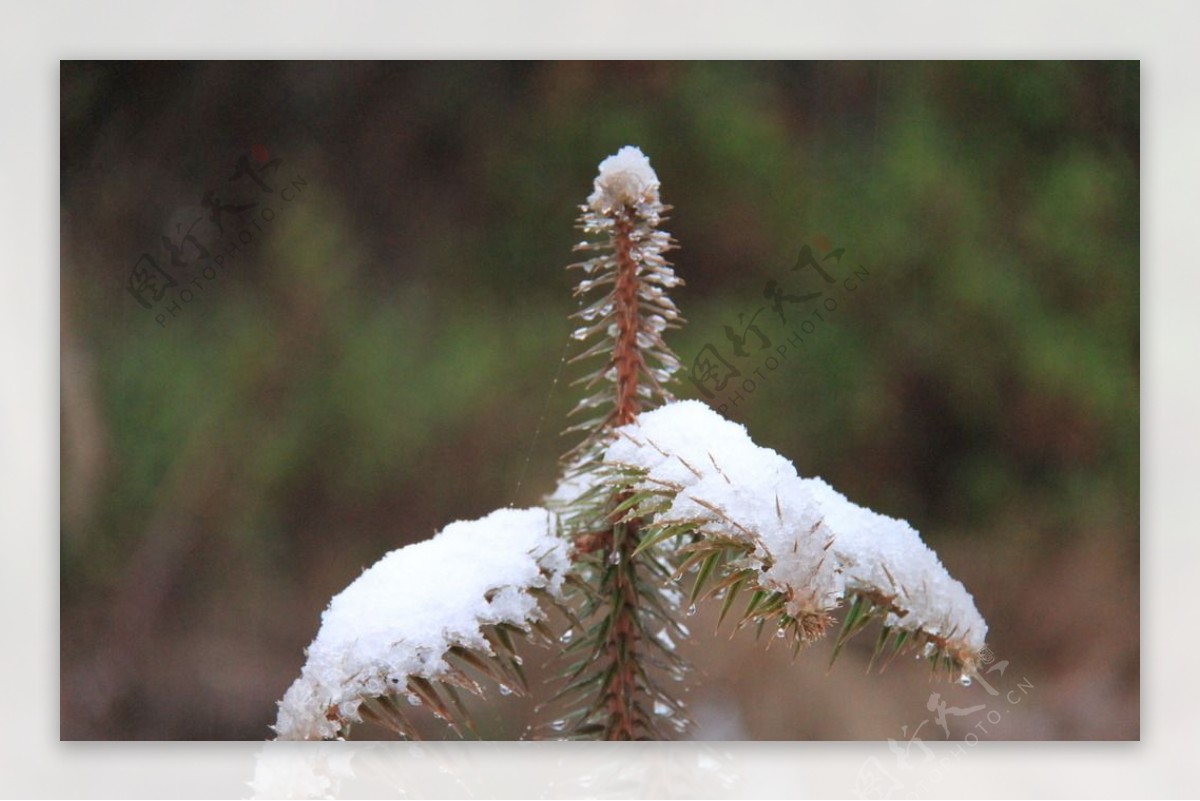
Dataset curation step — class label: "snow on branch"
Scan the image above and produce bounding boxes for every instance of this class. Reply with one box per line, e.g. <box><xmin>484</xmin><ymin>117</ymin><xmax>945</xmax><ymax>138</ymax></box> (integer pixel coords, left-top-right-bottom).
<box><xmin>273</xmin><ymin>507</ymin><xmax>570</xmax><ymax>740</ymax></box>
<box><xmin>603</xmin><ymin>400</ymin><xmax>988</xmax><ymax>671</ymax></box>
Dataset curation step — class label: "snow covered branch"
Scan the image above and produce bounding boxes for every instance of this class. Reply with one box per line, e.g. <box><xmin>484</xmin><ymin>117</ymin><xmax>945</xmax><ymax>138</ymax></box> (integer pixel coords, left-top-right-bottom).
<box><xmin>273</xmin><ymin>508</ymin><xmax>569</xmax><ymax>740</ymax></box>
<box><xmin>603</xmin><ymin>400</ymin><xmax>988</xmax><ymax>675</ymax></box>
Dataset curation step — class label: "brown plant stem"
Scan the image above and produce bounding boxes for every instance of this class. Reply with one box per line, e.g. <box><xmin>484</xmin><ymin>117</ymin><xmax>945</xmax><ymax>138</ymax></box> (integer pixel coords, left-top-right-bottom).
<box><xmin>611</xmin><ymin>216</ymin><xmax>646</xmax><ymax>428</ymax></box>
<box><xmin>600</xmin><ymin>211</ymin><xmax>647</xmax><ymax>739</ymax></box>
<box><xmin>600</xmin><ymin>520</ymin><xmax>642</xmax><ymax>739</ymax></box>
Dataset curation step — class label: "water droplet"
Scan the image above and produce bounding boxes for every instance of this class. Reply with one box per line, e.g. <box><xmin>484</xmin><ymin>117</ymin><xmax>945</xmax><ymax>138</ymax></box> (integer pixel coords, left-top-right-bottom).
<box><xmin>498</xmin><ymin>684</ymin><xmax>513</xmax><ymax>696</ymax></box>
<box><xmin>578</xmin><ymin>279</ymin><xmax>594</xmax><ymax>292</ymax></box>
<box><xmin>513</xmin><ymin>654</ymin><xmax>524</xmax><ymax>665</ymax></box>
<box><xmin>653</xmin><ymin>700</ymin><xmax>671</xmax><ymax>717</ymax></box>
<box><xmin>572</xmin><ymin>326</ymin><xmax>589</xmax><ymax>340</ymax></box>
<box><xmin>959</xmin><ymin>675</ymin><xmax>973</xmax><ymax>687</ymax></box>
<box><xmin>686</xmin><ymin>604</ymin><xmax>697</xmax><ymax>616</ymax></box>
<box><xmin>660</xmin><ymin>587</ymin><xmax>684</xmax><ymax>606</ymax></box>
<box><xmin>560</xmin><ymin>629</ymin><xmax>574</xmax><ymax>644</ymax></box>
<box><xmin>550</xmin><ymin>719</ymin><xmax>567</xmax><ymax>732</ymax></box>
<box><xmin>775</xmin><ymin>628</ymin><xmax>787</xmax><ymax>639</ymax></box>
<box><xmin>655</xmin><ymin>628</ymin><xmax>676</xmax><ymax>651</ymax></box>
<box><xmin>676</xmin><ymin>622</ymin><xmax>690</xmax><ymax>637</ymax></box>
<box><xmin>608</xmin><ymin>550</ymin><xmax>622</xmax><ymax>566</ymax></box>
<box><xmin>651</xmin><ymin>368</ymin><xmax>676</xmax><ymax>383</ymax></box>
<box><xmin>923</xmin><ymin>642</ymin><xmax>936</xmax><ymax>658</ymax></box>
<box><xmin>405</xmin><ymin>693</ymin><xmax>421</xmax><ymax>706</ymax></box>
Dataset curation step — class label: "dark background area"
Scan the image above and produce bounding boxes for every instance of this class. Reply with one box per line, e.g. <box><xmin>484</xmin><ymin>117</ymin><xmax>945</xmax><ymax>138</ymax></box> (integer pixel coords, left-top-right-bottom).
<box><xmin>60</xmin><ymin>61</ymin><xmax>1139</xmax><ymax>740</ymax></box>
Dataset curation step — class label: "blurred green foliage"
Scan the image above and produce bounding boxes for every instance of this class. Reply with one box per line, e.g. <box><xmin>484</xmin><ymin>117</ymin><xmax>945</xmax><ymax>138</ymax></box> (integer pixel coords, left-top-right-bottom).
<box><xmin>60</xmin><ymin>61</ymin><xmax>1137</xmax><ymax>739</ymax></box>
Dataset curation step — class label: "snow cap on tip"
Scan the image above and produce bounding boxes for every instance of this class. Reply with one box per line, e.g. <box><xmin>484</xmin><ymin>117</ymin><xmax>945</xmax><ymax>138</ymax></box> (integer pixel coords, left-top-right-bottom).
<box><xmin>587</xmin><ymin>146</ymin><xmax>660</xmax><ymax>212</ymax></box>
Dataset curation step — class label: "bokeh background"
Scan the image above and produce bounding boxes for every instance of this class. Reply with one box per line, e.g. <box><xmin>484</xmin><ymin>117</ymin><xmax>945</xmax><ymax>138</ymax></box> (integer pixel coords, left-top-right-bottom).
<box><xmin>60</xmin><ymin>61</ymin><xmax>1138</xmax><ymax>741</ymax></box>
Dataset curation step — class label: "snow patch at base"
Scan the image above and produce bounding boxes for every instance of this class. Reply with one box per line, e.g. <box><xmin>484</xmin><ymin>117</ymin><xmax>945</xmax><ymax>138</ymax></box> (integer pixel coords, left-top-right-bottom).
<box><xmin>273</xmin><ymin>507</ymin><xmax>568</xmax><ymax>740</ymax></box>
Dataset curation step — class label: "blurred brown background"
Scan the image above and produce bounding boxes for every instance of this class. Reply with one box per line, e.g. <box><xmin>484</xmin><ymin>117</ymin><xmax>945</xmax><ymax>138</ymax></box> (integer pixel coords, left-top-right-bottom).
<box><xmin>60</xmin><ymin>61</ymin><xmax>1138</xmax><ymax>740</ymax></box>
